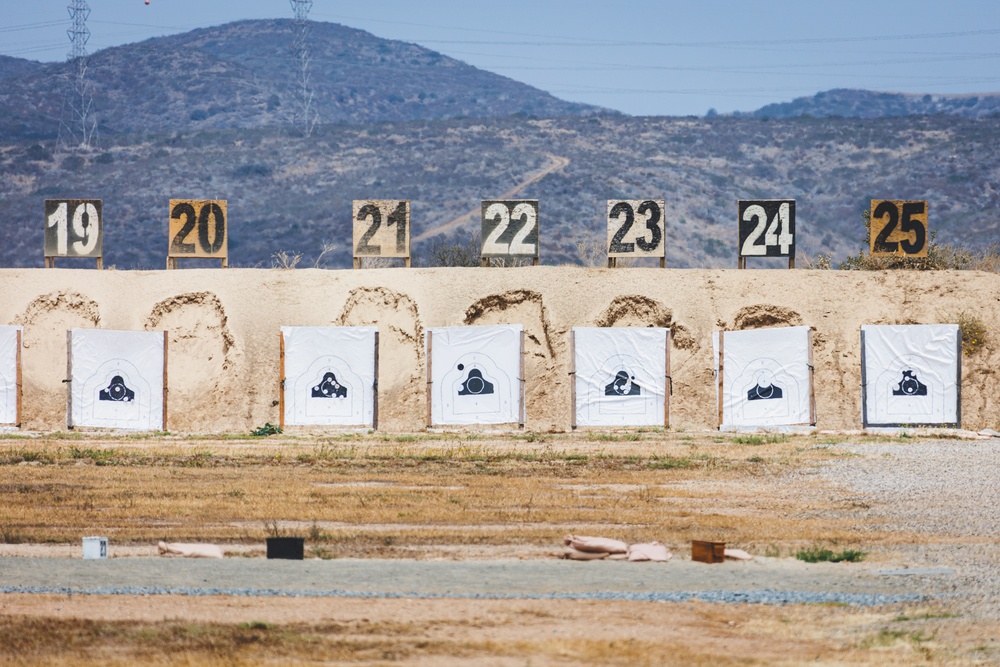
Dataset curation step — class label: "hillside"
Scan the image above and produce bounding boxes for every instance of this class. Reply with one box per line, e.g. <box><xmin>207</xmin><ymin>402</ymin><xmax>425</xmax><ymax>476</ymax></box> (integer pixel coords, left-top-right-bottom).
<box><xmin>1</xmin><ymin>113</ymin><xmax>997</xmax><ymax>269</ymax></box>
<box><xmin>0</xmin><ymin>19</ymin><xmax>603</xmax><ymax>142</ymax></box>
<box><xmin>740</xmin><ymin>89</ymin><xmax>1000</xmax><ymax>119</ymax></box>
<box><xmin>0</xmin><ymin>55</ymin><xmax>42</xmax><ymax>82</ymax></box>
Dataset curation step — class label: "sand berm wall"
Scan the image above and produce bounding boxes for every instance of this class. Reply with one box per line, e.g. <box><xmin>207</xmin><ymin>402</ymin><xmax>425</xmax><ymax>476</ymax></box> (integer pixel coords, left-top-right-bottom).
<box><xmin>2</xmin><ymin>267</ymin><xmax>998</xmax><ymax>433</ymax></box>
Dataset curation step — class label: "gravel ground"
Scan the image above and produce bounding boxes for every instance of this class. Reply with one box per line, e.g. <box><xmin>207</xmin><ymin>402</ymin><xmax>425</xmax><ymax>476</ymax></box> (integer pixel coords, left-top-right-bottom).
<box><xmin>811</xmin><ymin>438</ymin><xmax>1000</xmax><ymax>618</ymax></box>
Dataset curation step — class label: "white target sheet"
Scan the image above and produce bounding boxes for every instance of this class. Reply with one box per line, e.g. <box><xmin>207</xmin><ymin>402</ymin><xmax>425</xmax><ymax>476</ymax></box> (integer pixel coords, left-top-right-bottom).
<box><xmin>281</xmin><ymin>326</ymin><xmax>377</xmax><ymax>427</ymax></box>
<box><xmin>69</xmin><ymin>329</ymin><xmax>165</xmax><ymax>430</ymax></box>
<box><xmin>714</xmin><ymin>326</ymin><xmax>813</xmax><ymax>428</ymax></box>
<box><xmin>428</xmin><ymin>325</ymin><xmax>523</xmax><ymax>426</ymax></box>
<box><xmin>573</xmin><ymin>327</ymin><xmax>668</xmax><ymax>427</ymax></box>
<box><xmin>0</xmin><ymin>326</ymin><xmax>21</xmax><ymax>425</ymax></box>
<box><xmin>862</xmin><ymin>324</ymin><xmax>960</xmax><ymax>427</ymax></box>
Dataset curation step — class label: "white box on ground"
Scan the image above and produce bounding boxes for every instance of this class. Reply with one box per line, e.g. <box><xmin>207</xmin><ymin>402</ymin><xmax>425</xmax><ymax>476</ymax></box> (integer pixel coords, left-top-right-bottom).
<box><xmin>82</xmin><ymin>536</ymin><xmax>108</xmax><ymax>559</ymax></box>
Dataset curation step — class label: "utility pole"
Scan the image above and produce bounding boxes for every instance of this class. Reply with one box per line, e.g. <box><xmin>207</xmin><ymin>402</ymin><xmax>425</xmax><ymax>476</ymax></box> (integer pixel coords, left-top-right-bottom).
<box><xmin>65</xmin><ymin>0</ymin><xmax>97</xmax><ymax>149</ymax></box>
<box><xmin>289</xmin><ymin>0</ymin><xmax>317</xmax><ymax>136</ymax></box>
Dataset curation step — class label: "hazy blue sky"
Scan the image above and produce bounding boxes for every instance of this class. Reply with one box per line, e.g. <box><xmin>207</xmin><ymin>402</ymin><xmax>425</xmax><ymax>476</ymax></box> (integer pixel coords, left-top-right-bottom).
<box><xmin>3</xmin><ymin>1</ymin><xmax>999</xmax><ymax>116</ymax></box>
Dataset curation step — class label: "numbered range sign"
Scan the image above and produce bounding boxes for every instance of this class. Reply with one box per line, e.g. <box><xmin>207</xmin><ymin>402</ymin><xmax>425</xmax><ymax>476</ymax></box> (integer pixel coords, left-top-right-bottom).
<box><xmin>738</xmin><ymin>199</ymin><xmax>795</xmax><ymax>268</ymax></box>
<box><xmin>481</xmin><ymin>200</ymin><xmax>539</xmax><ymax>266</ymax></box>
<box><xmin>869</xmin><ymin>200</ymin><xmax>928</xmax><ymax>258</ymax></box>
<box><xmin>44</xmin><ymin>199</ymin><xmax>103</xmax><ymax>268</ymax></box>
<box><xmin>606</xmin><ymin>200</ymin><xmax>666</xmax><ymax>267</ymax></box>
<box><xmin>352</xmin><ymin>200</ymin><xmax>410</xmax><ymax>268</ymax></box>
<box><xmin>167</xmin><ymin>199</ymin><xmax>228</xmax><ymax>268</ymax></box>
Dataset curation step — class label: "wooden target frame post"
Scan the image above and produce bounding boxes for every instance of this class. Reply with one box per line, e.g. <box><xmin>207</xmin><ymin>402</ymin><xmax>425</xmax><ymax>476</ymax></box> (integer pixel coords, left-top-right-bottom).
<box><xmin>161</xmin><ymin>332</ymin><xmax>169</xmax><ymax>432</ymax></box>
<box><xmin>167</xmin><ymin>199</ymin><xmax>229</xmax><ymax>269</ymax></box>
<box><xmin>353</xmin><ymin>200</ymin><xmax>411</xmax><ymax>269</ymax></box>
<box><xmin>44</xmin><ymin>199</ymin><xmax>104</xmax><ymax>269</ymax></box>
<box><xmin>14</xmin><ymin>329</ymin><xmax>22</xmax><ymax>427</ymax></box>
<box><xmin>606</xmin><ymin>199</ymin><xmax>667</xmax><ymax>268</ymax></box>
<box><xmin>480</xmin><ymin>200</ymin><xmax>540</xmax><ymax>267</ymax></box>
<box><xmin>737</xmin><ymin>200</ymin><xmax>796</xmax><ymax>270</ymax></box>
<box><xmin>716</xmin><ymin>330</ymin><xmax>817</xmax><ymax>429</ymax></box>
<box><xmin>569</xmin><ymin>329</ymin><xmax>672</xmax><ymax>430</ymax></box>
<box><xmin>425</xmin><ymin>329</ymin><xmax>434</xmax><ymax>428</ymax></box>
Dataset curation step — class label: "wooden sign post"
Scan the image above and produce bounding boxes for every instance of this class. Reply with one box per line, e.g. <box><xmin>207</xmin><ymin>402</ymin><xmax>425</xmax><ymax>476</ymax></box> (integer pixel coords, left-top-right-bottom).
<box><xmin>481</xmin><ymin>200</ymin><xmax>540</xmax><ymax>267</ymax></box>
<box><xmin>737</xmin><ymin>199</ymin><xmax>795</xmax><ymax>269</ymax></box>
<box><xmin>869</xmin><ymin>200</ymin><xmax>928</xmax><ymax>257</ymax></box>
<box><xmin>352</xmin><ymin>200</ymin><xmax>411</xmax><ymax>268</ymax></box>
<box><xmin>44</xmin><ymin>199</ymin><xmax>103</xmax><ymax>269</ymax></box>
<box><xmin>167</xmin><ymin>199</ymin><xmax>228</xmax><ymax>269</ymax></box>
<box><xmin>606</xmin><ymin>199</ymin><xmax>666</xmax><ymax>268</ymax></box>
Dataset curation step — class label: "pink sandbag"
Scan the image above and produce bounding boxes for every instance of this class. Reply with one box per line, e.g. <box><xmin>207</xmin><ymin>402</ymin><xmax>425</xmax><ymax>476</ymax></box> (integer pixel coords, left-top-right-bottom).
<box><xmin>158</xmin><ymin>541</ymin><xmax>224</xmax><ymax>559</ymax></box>
<box><xmin>563</xmin><ymin>534</ymin><xmax>628</xmax><ymax>554</ymax></box>
<box><xmin>626</xmin><ymin>542</ymin><xmax>672</xmax><ymax>562</ymax></box>
<box><xmin>724</xmin><ymin>548</ymin><xmax>753</xmax><ymax>561</ymax></box>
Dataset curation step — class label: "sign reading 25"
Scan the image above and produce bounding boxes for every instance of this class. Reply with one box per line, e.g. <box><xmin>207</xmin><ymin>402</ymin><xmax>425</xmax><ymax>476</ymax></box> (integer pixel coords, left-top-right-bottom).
<box><xmin>869</xmin><ymin>200</ymin><xmax>928</xmax><ymax>257</ymax></box>
<box><xmin>738</xmin><ymin>200</ymin><xmax>795</xmax><ymax>258</ymax></box>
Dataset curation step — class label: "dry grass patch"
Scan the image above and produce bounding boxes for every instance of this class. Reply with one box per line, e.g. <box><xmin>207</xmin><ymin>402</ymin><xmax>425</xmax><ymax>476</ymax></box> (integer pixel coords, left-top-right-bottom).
<box><xmin>0</xmin><ymin>431</ymin><xmax>898</xmax><ymax>552</ymax></box>
<box><xmin>0</xmin><ymin>597</ymin><xmax>991</xmax><ymax>666</ymax></box>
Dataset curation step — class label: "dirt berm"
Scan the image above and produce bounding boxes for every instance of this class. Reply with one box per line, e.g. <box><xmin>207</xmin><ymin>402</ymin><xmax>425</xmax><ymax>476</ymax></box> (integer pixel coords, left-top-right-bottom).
<box><xmin>1</xmin><ymin>267</ymin><xmax>996</xmax><ymax>432</ymax></box>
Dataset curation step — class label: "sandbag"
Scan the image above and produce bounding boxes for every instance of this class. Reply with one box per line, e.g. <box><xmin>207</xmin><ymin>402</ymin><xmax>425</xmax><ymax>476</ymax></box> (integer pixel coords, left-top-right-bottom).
<box><xmin>158</xmin><ymin>541</ymin><xmax>224</xmax><ymax>559</ymax></box>
<box><xmin>563</xmin><ymin>534</ymin><xmax>628</xmax><ymax>554</ymax></box>
<box><xmin>626</xmin><ymin>542</ymin><xmax>672</xmax><ymax>562</ymax></box>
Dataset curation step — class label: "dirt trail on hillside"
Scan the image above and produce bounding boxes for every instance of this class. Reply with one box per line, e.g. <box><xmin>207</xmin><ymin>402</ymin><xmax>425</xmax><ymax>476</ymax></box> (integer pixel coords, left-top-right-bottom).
<box><xmin>413</xmin><ymin>153</ymin><xmax>570</xmax><ymax>241</ymax></box>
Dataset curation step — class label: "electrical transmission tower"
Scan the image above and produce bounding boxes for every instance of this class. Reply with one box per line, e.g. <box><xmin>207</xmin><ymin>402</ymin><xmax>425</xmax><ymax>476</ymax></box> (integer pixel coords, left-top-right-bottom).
<box><xmin>65</xmin><ymin>0</ymin><xmax>97</xmax><ymax>148</ymax></box>
<box><xmin>289</xmin><ymin>0</ymin><xmax>318</xmax><ymax>135</ymax></box>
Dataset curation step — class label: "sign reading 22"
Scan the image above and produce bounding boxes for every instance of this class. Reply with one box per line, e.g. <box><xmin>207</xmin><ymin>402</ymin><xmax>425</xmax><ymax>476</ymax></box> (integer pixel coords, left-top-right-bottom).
<box><xmin>481</xmin><ymin>200</ymin><xmax>539</xmax><ymax>258</ymax></box>
<box><xmin>739</xmin><ymin>200</ymin><xmax>795</xmax><ymax>258</ymax></box>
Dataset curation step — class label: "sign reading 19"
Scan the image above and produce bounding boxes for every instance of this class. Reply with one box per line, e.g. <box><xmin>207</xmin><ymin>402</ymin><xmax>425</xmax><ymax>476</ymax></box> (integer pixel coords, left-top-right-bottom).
<box><xmin>45</xmin><ymin>199</ymin><xmax>103</xmax><ymax>268</ymax></box>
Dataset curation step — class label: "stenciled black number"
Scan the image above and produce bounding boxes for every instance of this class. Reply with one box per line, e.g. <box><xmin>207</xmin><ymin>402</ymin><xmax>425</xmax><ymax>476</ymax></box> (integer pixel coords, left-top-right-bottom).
<box><xmin>198</xmin><ymin>202</ymin><xmax>225</xmax><ymax>254</ymax></box>
<box><xmin>872</xmin><ymin>201</ymin><xmax>899</xmax><ymax>253</ymax></box>
<box><xmin>387</xmin><ymin>201</ymin><xmax>407</xmax><ymax>253</ymax></box>
<box><xmin>170</xmin><ymin>202</ymin><xmax>197</xmax><ymax>253</ymax></box>
<box><xmin>608</xmin><ymin>202</ymin><xmax>635</xmax><ymax>253</ymax></box>
<box><xmin>356</xmin><ymin>204</ymin><xmax>382</xmax><ymax>255</ymax></box>
<box><xmin>635</xmin><ymin>200</ymin><xmax>662</xmax><ymax>252</ymax></box>
<box><xmin>900</xmin><ymin>201</ymin><xmax>926</xmax><ymax>254</ymax></box>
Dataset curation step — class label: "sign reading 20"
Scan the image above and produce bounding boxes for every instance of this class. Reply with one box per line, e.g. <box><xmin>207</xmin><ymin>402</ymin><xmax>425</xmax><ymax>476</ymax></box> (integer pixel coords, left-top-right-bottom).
<box><xmin>169</xmin><ymin>199</ymin><xmax>228</xmax><ymax>259</ymax></box>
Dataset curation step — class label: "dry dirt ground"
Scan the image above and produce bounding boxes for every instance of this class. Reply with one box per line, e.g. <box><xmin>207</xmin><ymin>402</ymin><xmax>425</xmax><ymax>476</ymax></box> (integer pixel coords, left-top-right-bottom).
<box><xmin>1</xmin><ymin>429</ymin><xmax>999</xmax><ymax>665</ymax></box>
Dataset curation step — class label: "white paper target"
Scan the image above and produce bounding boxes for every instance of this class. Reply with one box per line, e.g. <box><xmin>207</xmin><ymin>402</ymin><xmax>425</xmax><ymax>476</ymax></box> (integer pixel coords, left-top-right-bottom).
<box><xmin>69</xmin><ymin>329</ymin><xmax>165</xmax><ymax>430</ymax></box>
<box><xmin>861</xmin><ymin>324</ymin><xmax>960</xmax><ymax>427</ymax></box>
<box><xmin>714</xmin><ymin>326</ymin><xmax>812</xmax><ymax>428</ymax></box>
<box><xmin>281</xmin><ymin>326</ymin><xmax>377</xmax><ymax>427</ymax></box>
<box><xmin>574</xmin><ymin>327</ymin><xmax>668</xmax><ymax>427</ymax></box>
<box><xmin>0</xmin><ymin>326</ymin><xmax>21</xmax><ymax>425</ymax></box>
<box><xmin>428</xmin><ymin>325</ymin><xmax>523</xmax><ymax>425</ymax></box>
